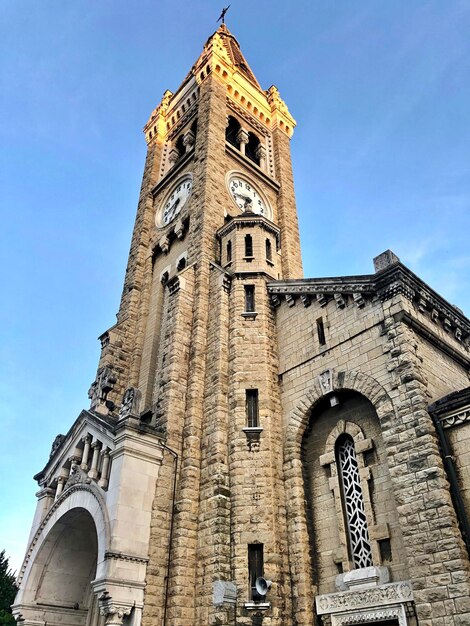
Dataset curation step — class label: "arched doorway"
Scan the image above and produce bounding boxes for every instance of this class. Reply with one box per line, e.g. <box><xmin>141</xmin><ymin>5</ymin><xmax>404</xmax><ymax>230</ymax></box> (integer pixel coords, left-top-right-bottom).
<box><xmin>21</xmin><ymin>508</ymin><xmax>100</xmax><ymax>626</ymax></box>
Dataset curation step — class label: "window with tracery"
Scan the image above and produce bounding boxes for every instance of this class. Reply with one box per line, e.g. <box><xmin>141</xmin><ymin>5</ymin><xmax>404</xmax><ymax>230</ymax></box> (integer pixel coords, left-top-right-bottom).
<box><xmin>336</xmin><ymin>435</ymin><xmax>373</xmax><ymax>568</ymax></box>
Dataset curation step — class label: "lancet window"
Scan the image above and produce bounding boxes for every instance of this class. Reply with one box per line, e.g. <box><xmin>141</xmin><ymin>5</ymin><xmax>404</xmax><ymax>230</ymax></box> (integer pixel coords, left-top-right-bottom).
<box><xmin>336</xmin><ymin>434</ymin><xmax>373</xmax><ymax>568</ymax></box>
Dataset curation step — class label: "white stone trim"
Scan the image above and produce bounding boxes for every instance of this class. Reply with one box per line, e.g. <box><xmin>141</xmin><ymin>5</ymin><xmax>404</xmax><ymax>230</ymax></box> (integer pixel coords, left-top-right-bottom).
<box><xmin>331</xmin><ymin>604</ymin><xmax>407</xmax><ymax>625</ymax></box>
<box><xmin>316</xmin><ymin>581</ymin><xmax>413</xmax><ymax>626</ymax></box>
<box><xmin>17</xmin><ymin>483</ymin><xmax>110</xmax><ymax>590</ymax></box>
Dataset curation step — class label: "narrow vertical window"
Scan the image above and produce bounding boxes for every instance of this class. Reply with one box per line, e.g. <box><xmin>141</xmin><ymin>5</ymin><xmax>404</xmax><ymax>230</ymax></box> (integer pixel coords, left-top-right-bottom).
<box><xmin>248</xmin><ymin>543</ymin><xmax>264</xmax><ymax>601</ymax></box>
<box><xmin>336</xmin><ymin>435</ymin><xmax>373</xmax><ymax>569</ymax></box>
<box><xmin>226</xmin><ymin>240</ymin><xmax>232</xmax><ymax>263</ymax></box>
<box><xmin>244</xmin><ymin>285</ymin><xmax>255</xmax><ymax>313</ymax></box>
<box><xmin>265</xmin><ymin>238</ymin><xmax>272</xmax><ymax>262</ymax></box>
<box><xmin>245</xmin><ymin>234</ymin><xmax>253</xmax><ymax>257</ymax></box>
<box><xmin>245</xmin><ymin>389</ymin><xmax>259</xmax><ymax>427</ymax></box>
<box><xmin>316</xmin><ymin>317</ymin><xmax>326</xmax><ymax>346</ymax></box>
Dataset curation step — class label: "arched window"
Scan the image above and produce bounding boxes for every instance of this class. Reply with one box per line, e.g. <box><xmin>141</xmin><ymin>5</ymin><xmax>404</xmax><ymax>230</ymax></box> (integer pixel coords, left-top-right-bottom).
<box><xmin>336</xmin><ymin>434</ymin><xmax>373</xmax><ymax>569</ymax></box>
<box><xmin>226</xmin><ymin>116</ymin><xmax>241</xmax><ymax>149</ymax></box>
<box><xmin>245</xmin><ymin>132</ymin><xmax>261</xmax><ymax>165</ymax></box>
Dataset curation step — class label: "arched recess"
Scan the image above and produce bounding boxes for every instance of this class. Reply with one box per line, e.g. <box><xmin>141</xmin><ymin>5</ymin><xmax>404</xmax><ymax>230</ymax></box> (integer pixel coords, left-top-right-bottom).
<box><xmin>15</xmin><ymin>484</ymin><xmax>110</xmax><ymax>625</ymax></box>
<box><xmin>283</xmin><ymin>370</ymin><xmax>397</xmax><ymax>626</ymax></box>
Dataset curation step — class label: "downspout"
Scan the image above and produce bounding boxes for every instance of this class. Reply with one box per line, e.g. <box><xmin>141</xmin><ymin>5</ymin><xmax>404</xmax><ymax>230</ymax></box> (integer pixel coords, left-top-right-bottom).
<box><xmin>431</xmin><ymin>412</ymin><xmax>470</xmax><ymax>557</ymax></box>
<box><xmin>161</xmin><ymin>443</ymin><xmax>178</xmax><ymax>626</ymax></box>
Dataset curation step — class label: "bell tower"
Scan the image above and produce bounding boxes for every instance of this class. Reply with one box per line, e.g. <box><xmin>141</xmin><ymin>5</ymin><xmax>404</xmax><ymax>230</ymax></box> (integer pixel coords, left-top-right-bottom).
<box><xmin>88</xmin><ymin>24</ymin><xmax>300</xmax><ymax>626</ymax></box>
<box><xmin>17</xmin><ymin>23</ymin><xmax>303</xmax><ymax>626</ymax></box>
<box><xmin>15</xmin><ymin>20</ymin><xmax>470</xmax><ymax>626</ymax></box>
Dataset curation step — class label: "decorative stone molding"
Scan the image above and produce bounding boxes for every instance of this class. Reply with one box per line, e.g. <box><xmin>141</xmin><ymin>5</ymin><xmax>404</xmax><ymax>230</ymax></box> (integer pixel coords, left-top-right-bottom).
<box><xmin>104</xmin><ymin>551</ymin><xmax>149</xmax><ymax>564</ymax></box>
<box><xmin>99</xmin><ymin>592</ymin><xmax>132</xmax><ymax>626</ymax></box>
<box><xmin>332</xmin><ymin>606</ymin><xmax>407</xmax><ymax>625</ymax></box>
<box><xmin>242</xmin><ymin>426</ymin><xmax>263</xmax><ymax>452</ymax></box>
<box><xmin>316</xmin><ymin>580</ymin><xmax>413</xmax><ymax>614</ymax></box>
<box><xmin>268</xmin><ymin>261</ymin><xmax>470</xmax><ymax>343</ymax></box>
<box><xmin>217</xmin><ymin>212</ymin><xmax>280</xmax><ymax>243</ymax></box>
<box><xmin>64</xmin><ymin>464</ymin><xmax>91</xmax><ymax>490</ymax></box>
<box><xmin>440</xmin><ymin>408</ymin><xmax>470</xmax><ymax>429</ymax></box>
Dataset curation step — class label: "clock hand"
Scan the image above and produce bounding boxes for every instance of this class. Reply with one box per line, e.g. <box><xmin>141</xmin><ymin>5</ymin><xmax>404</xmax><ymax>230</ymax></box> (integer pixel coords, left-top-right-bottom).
<box><xmin>233</xmin><ymin>192</ymin><xmax>252</xmax><ymax>209</ymax></box>
<box><xmin>165</xmin><ymin>197</ymin><xmax>181</xmax><ymax>222</ymax></box>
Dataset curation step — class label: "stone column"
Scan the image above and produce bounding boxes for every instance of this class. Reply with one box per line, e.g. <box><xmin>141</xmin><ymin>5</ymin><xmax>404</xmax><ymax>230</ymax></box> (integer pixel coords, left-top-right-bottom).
<box><xmin>88</xmin><ymin>441</ymin><xmax>101</xmax><ymax>480</ymax></box>
<box><xmin>236</xmin><ymin>128</ymin><xmax>249</xmax><ymax>155</ymax></box>
<box><xmin>55</xmin><ymin>476</ymin><xmax>66</xmax><ymax>500</ymax></box>
<box><xmin>98</xmin><ymin>448</ymin><xmax>111</xmax><ymax>489</ymax></box>
<box><xmin>81</xmin><ymin>435</ymin><xmax>91</xmax><ymax>470</ymax></box>
<box><xmin>256</xmin><ymin>143</ymin><xmax>267</xmax><ymax>171</ymax></box>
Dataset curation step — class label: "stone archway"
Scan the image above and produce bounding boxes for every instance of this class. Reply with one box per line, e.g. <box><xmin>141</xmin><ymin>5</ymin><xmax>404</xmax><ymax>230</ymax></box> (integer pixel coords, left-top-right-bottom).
<box><xmin>14</xmin><ymin>486</ymin><xmax>111</xmax><ymax>626</ymax></box>
<box><xmin>18</xmin><ymin>507</ymin><xmax>100</xmax><ymax>626</ymax></box>
<box><xmin>282</xmin><ymin>369</ymin><xmax>397</xmax><ymax>626</ymax></box>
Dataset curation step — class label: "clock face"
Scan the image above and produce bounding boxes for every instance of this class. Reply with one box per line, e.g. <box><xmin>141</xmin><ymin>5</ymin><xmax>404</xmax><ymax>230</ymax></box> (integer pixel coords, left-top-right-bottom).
<box><xmin>157</xmin><ymin>175</ymin><xmax>193</xmax><ymax>227</ymax></box>
<box><xmin>227</xmin><ymin>174</ymin><xmax>270</xmax><ymax>218</ymax></box>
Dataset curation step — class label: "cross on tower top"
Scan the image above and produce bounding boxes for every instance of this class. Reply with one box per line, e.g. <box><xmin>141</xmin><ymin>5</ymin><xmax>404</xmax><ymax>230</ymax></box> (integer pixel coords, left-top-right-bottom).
<box><xmin>217</xmin><ymin>5</ymin><xmax>230</xmax><ymax>24</ymax></box>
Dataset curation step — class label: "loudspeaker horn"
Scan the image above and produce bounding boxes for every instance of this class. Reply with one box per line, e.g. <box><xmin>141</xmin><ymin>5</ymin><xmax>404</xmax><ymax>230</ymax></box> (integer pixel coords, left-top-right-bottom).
<box><xmin>255</xmin><ymin>576</ymin><xmax>272</xmax><ymax>596</ymax></box>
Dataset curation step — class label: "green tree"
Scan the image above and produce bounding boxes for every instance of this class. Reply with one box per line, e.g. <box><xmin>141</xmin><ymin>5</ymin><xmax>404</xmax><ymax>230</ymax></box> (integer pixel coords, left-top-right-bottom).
<box><xmin>0</xmin><ymin>551</ymin><xmax>17</xmax><ymax>626</ymax></box>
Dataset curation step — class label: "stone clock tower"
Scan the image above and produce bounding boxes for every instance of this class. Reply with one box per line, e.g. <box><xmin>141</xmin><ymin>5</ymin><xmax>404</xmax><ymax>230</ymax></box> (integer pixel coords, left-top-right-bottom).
<box><xmin>14</xmin><ymin>22</ymin><xmax>470</xmax><ymax>626</ymax></box>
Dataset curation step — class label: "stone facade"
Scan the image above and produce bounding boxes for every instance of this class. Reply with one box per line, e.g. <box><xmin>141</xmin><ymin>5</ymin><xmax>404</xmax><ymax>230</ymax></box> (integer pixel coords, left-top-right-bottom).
<box><xmin>14</xmin><ymin>23</ymin><xmax>470</xmax><ymax>626</ymax></box>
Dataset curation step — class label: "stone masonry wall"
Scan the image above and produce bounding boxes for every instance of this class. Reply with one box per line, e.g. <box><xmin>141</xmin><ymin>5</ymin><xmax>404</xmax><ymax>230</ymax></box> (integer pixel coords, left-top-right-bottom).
<box><xmin>275</xmin><ymin>290</ymin><xmax>470</xmax><ymax>625</ymax></box>
<box><xmin>303</xmin><ymin>393</ymin><xmax>409</xmax><ymax>594</ymax></box>
<box><xmin>226</xmin><ymin>275</ymin><xmax>291</xmax><ymax>626</ymax></box>
<box><xmin>447</xmin><ymin>422</ymin><xmax>470</xmax><ymax>529</ymax></box>
<box><xmin>142</xmin><ymin>267</ymin><xmax>195</xmax><ymax>626</ymax></box>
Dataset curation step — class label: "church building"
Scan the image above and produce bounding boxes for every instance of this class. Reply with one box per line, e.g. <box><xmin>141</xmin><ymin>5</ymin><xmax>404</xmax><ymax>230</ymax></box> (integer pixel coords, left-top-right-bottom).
<box><xmin>13</xmin><ymin>24</ymin><xmax>470</xmax><ymax>626</ymax></box>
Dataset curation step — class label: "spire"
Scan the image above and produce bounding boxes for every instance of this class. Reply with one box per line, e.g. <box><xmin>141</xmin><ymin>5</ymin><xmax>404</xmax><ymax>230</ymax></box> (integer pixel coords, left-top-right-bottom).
<box><xmin>215</xmin><ymin>24</ymin><xmax>261</xmax><ymax>89</ymax></box>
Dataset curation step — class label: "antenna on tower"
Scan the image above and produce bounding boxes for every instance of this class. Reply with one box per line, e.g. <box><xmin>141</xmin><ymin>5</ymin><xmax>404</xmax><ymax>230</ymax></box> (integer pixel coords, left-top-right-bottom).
<box><xmin>217</xmin><ymin>5</ymin><xmax>230</xmax><ymax>24</ymax></box>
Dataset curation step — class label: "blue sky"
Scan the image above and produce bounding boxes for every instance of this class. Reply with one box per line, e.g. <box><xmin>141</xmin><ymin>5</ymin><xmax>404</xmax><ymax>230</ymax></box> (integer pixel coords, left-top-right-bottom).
<box><xmin>1</xmin><ymin>0</ymin><xmax>470</xmax><ymax>572</ymax></box>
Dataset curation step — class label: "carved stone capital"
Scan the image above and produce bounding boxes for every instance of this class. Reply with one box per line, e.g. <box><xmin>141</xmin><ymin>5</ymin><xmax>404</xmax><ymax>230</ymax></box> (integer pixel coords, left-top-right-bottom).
<box><xmin>255</xmin><ymin>144</ymin><xmax>267</xmax><ymax>160</ymax></box>
<box><xmin>183</xmin><ymin>129</ymin><xmax>195</xmax><ymax>150</ymax></box>
<box><xmin>168</xmin><ymin>147</ymin><xmax>180</xmax><ymax>164</ymax></box>
<box><xmin>99</xmin><ymin>592</ymin><xmax>132</xmax><ymax>626</ymax></box>
<box><xmin>236</xmin><ymin>128</ymin><xmax>249</xmax><ymax>145</ymax></box>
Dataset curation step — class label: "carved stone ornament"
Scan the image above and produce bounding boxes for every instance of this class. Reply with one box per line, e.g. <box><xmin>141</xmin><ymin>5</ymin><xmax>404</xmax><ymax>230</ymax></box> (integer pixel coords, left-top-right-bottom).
<box><xmin>64</xmin><ymin>463</ymin><xmax>91</xmax><ymax>490</ymax></box>
<box><xmin>319</xmin><ymin>369</ymin><xmax>333</xmax><ymax>395</ymax></box>
<box><xmin>315</xmin><ymin>581</ymin><xmax>413</xmax><ymax>616</ymax></box>
<box><xmin>441</xmin><ymin>409</ymin><xmax>470</xmax><ymax>429</ymax></box>
<box><xmin>118</xmin><ymin>387</ymin><xmax>142</xmax><ymax>420</ymax></box>
<box><xmin>98</xmin><ymin>592</ymin><xmax>132</xmax><ymax>626</ymax></box>
<box><xmin>332</xmin><ymin>606</ymin><xmax>407</xmax><ymax>626</ymax></box>
<box><xmin>213</xmin><ymin>580</ymin><xmax>237</xmax><ymax>606</ymax></box>
<box><xmin>242</xmin><ymin>427</ymin><xmax>263</xmax><ymax>452</ymax></box>
<box><xmin>88</xmin><ymin>365</ymin><xmax>117</xmax><ymax>408</ymax></box>
<box><xmin>49</xmin><ymin>434</ymin><xmax>65</xmax><ymax>458</ymax></box>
